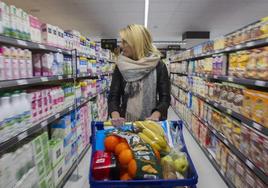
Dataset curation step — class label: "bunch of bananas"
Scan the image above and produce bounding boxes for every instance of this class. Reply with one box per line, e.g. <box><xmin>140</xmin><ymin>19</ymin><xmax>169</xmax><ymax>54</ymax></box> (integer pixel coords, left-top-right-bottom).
<box><xmin>134</xmin><ymin>121</ymin><xmax>170</xmax><ymax>154</ymax></box>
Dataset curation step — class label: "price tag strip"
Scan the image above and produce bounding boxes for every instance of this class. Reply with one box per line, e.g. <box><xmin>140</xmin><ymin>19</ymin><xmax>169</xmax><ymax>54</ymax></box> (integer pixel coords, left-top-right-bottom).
<box><xmin>17</xmin><ymin>40</ymin><xmax>27</xmax><ymax>46</ymax></box>
<box><xmin>17</xmin><ymin>79</ymin><xmax>28</xmax><ymax>85</ymax></box>
<box><xmin>18</xmin><ymin>132</ymin><xmax>28</xmax><ymax>141</ymax></box>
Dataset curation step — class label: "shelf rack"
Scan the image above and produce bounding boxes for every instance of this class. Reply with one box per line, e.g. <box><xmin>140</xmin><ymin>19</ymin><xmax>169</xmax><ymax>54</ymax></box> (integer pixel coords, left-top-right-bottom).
<box><xmin>0</xmin><ymin>87</ymin><xmax>109</xmax><ymax>154</ymax></box>
<box><xmin>171</xmin><ymin>106</ymin><xmax>236</xmax><ymax>188</ymax></box>
<box><xmin>171</xmin><ymin>82</ymin><xmax>268</xmax><ymax>136</ymax></box>
<box><xmin>0</xmin><ymin>34</ymin><xmax>72</xmax><ymax>55</ymax></box>
<box><xmin>170</xmin><ymin>37</ymin><xmax>268</xmax><ymax>63</ymax></box>
<box><xmin>170</xmin><ymin>72</ymin><xmax>268</xmax><ymax>88</ymax></box>
<box><xmin>56</xmin><ymin>143</ymin><xmax>91</xmax><ymax>188</ymax></box>
<box><xmin>171</xmin><ymin>95</ymin><xmax>268</xmax><ymax>185</ymax></box>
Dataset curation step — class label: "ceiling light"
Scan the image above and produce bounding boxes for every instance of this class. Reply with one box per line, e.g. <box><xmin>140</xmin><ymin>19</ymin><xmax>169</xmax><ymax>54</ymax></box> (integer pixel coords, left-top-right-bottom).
<box><xmin>144</xmin><ymin>0</ymin><xmax>149</xmax><ymax>28</ymax></box>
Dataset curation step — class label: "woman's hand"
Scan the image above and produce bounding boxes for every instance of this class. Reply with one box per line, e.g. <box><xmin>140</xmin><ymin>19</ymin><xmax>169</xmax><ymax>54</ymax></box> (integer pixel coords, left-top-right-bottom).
<box><xmin>146</xmin><ymin>111</ymin><xmax>161</xmax><ymax>121</ymax></box>
<box><xmin>111</xmin><ymin>111</ymin><xmax>125</xmax><ymax>126</ymax></box>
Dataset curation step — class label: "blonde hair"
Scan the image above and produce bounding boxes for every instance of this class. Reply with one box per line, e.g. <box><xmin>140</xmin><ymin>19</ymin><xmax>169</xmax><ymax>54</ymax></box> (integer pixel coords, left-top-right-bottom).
<box><xmin>119</xmin><ymin>24</ymin><xmax>160</xmax><ymax>60</ymax></box>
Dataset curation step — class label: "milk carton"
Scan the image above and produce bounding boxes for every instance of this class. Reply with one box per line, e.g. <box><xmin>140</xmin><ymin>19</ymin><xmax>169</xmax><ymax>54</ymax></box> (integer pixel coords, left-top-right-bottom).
<box><xmin>41</xmin><ymin>23</ymin><xmax>54</xmax><ymax>46</ymax></box>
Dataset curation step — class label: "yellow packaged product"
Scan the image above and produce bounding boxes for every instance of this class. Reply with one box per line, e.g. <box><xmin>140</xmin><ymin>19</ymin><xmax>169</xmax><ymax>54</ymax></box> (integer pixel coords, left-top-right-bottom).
<box><xmin>256</xmin><ymin>47</ymin><xmax>268</xmax><ymax>80</ymax></box>
<box><xmin>242</xmin><ymin>89</ymin><xmax>255</xmax><ymax>119</ymax></box>
<box><xmin>228</xmin><ymin>53</ymin><xmax>238</xmax><ymax>76</ymax></box>
<box><xmin>245</xmin><ymin>49</ymin><xmax>258</xmax><ymax>79</ymax></box>
<box><xmin>252</xmin><ymin>90</ymin><xmax>268</xmax><ymax>128</ymax></box>
<box><xmin>236</xmin><ymin>50</ymin><xmax>249</xmax><ymax>77</ymax></box>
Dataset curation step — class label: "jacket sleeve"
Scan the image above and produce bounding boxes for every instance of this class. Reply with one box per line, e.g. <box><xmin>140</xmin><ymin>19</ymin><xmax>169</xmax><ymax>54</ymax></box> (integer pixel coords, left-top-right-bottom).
<box><xmin>152</xmin><ymin>62</ymin><xmax>171</xmax><ymax>120</ymax></box>
<box><xmin>108</xmin><ymin>66</ymin><xmax>123</xmax><ymax>117</ymax></box>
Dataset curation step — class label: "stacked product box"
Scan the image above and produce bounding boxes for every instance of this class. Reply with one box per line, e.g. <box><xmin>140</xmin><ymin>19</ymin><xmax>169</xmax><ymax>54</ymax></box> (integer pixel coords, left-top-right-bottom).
<box><xmin>31</xmin><ymin>132</ymin><xmax>53</xmax><ymax>188</ymax></box>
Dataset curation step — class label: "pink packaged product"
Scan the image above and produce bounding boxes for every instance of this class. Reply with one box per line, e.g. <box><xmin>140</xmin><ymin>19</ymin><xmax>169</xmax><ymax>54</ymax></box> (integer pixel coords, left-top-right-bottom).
<box><xmin>42</xmin><ymin>89</ymin><xmax>49</xmax><ymax>118</ymax></box>
<box><xmin>0</xmin><ymin>47</ymin><xmax>3</xmax><ymax>80</ymax></box>
<box><xmin>18</xmin><ymin>49</ymin><xmax>27</xmax><ymax>78</ymax></box>
<box><xmin>41</xmin><ymin>53</ymin><xmax>53</xmax><ymax>76</ymax></box>
<box><xmin>25</xmin><ymin>49</ymin><xmax>33</xmax><ymax>78</ymax></box>
<box><xmin>41</xmin><ymin>23</ymin><xmax>54</xmax><ymax>46</ymax></box>
<box><xmin>29</xmin><ymin>91</ymin><xmax>38</xmax><ymax>123</ymax></box>
<box><xmin>244</xmin><ymin>169</ymin><xmax>256</xmax><ymax>188</ymax></box>
<box><xmin>264</xmin><ymin>139</ymin><xmax>268</xmax><ymax>175</ymax></box>
<box><xmin>33</xmin><ymin>53</ymin><xmax>42</xmax><ymax>76</ymax></box>
<box><xmin>234</xmin><ymin>160</ymin><xmax>245</xmax><ymax>188</ymax></box>
<box><xmin>29</xmin><ymin>15</ymin><xmax>42</xmax><ymax>43</ymax></box>
<box><xmin>249</xmin><ymin>131</ymin><xmax>266</xmax><ymax>173</ymax></box>
<box><xmin>239</xmin><ymin>125</ymin><xmax>251</xmax><ymax>156</ymax></box>
<box><xmin>10</xmin><ymin>47</ymin><xmax>19</xmax><ymax>79</ymax></box>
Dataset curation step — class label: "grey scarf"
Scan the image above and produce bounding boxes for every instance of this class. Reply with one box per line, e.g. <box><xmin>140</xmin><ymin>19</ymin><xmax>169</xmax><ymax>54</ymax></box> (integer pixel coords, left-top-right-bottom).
<box><xmin>116</xmin><ymin>53</ymin><xmax>160</xmax><ymax>121</ymax></box>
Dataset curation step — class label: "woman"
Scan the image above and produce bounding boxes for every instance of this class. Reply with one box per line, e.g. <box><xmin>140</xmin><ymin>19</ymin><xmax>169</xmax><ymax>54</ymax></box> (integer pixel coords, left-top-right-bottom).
<box><xmin>108</xmin><ymin>24</ymin><xmax>170</xmax><ymax>124</ymax></box>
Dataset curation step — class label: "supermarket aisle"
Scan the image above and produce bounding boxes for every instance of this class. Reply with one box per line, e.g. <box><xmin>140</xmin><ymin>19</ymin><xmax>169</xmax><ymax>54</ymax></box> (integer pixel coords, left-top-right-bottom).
<box><xmin>168</xmin><ymin>108</ymin><xmax>227</xmax><ymax>188</ymax></box>
<box><xmin>64</xmin><ymin>147</ymin><xmax>91</xmax><ymax>188</ymax></box>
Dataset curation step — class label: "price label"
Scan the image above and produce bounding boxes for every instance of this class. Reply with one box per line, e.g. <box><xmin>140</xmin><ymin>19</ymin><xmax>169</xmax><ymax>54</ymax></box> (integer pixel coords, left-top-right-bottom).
<box><xmin>57</xmin><ymin>49</ymin><xmax>62</xmax><ymax>53</ymax></box>
<box><xmin>252</xmin><ymin>122</ymin><xmax>262</xmax><ymax>130</ymax></box>
<box><xmin>38</xmin><ymin>44</ymin><xmax>46</xmax><ymax>49</ymax></box>
<box><xmin>220</xmin><ymin>169</ymin><xmax>225</xmax><ymax>175</ymax></box>
<box><xmin>55</xmin><ymin>113</ymin><xmax>60</xmax><ymax>119</ymax></box>
<box><xmin>213</xmin><ymin>75</ymin><xmax>218</xmax><ymax>79</ymax></box>
<box><xmin>266</xmin><ymin>38</ymin><xmax>268</xmax><ymax>43</ymax></box>
<box><xmin>17</xmin><ymin>79</ymin><xmax>28</xmax><ymax>85</ymax></box>
<box><xmin>69</xmin><ymin>106</ymin><xmax>73</xmax><ymax>111</ymax></box>
<box><xmin>255</xmin><ymin>80</ymin><xmax>266</xmax><ymax>87</ymax></box>
<box><xmin>228</xmin><ymin>77</ymin><xmax>234</xmax><ymax>82</ymax></box>
<box><xmin>41</xmin><ymin>77</ymin><xmax>48</xmax><ymax>82</ymax></box>
<box><xmin>245</xmin><ymin>160</ymin><xmax>254</xmax><ymax>170</ymax></box>
<box><xmin>223</xmin><ymin>139</ymin><xmax>229</xmax><ymax>146</ymax></box>
<box><xmin>246</xmin><ymin>41</ymin><xmax>255</xmax><ymax>47</ymax></box>
<box><xmin>227</xmin><ymin>109</ymin><xmax>232</xmax><ymax>115</ymax></box>
<box><xmin>235</xmin><ymin>45</ymin><xmax>242</xmax><ymax>49</ymax></box>
<box><xmin>214</xmin><ymin>103</ymin><xmax>219</xmax><ymax>107</ymax></box>
<box><xmin>225</xmin><ymin>47</ymin><xmax>231</xmax><ymax>51</ymax></box>
<box><xmin>67</xmin><ymin>75</ymin><xmax>72</xmax><ymax>78</ymax></box>
<box><xmin>41</xmin><ymin>120</ymin><xmax>48</xmax><ymax>127</ymax></box>
<box><xmin>17</xmin><ymin>40</ymin><xmax>27</xmax><ymax>46</ymax></box>
<box><xmin>212</xmin><ymin>129</ymin><xmax>216</xmax><ymax>134</ymax></box>
<box><xmin>206</xmin><ymin>99</ymin><xmax>209</xmax><ymax>103</ymax></box>
<box><xmin>58</xmin><ymin>75</ymin><xmax>63</xmax><ymax>80</ymax></box>
<box><xmin>215</xmin><ymin>50</ymin><xmax>219</xmax><ymax>53</ymax></box>
<box><xmin>209</xmin><ymin>154</ymin><xmax>213</xmax><ymax>160</ymax></box>
<box><xmin>18</xmin><ymin>132</ymin><xmax>28</xmax><ymax>141</ymax></box>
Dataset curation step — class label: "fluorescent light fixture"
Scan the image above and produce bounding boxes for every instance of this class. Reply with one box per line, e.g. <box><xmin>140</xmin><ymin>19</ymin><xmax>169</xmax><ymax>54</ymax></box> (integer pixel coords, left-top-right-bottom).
<box><xmin>144</xmin><ymin>0</ymin><xmax>149</xmax><ymax>27</ymax></box>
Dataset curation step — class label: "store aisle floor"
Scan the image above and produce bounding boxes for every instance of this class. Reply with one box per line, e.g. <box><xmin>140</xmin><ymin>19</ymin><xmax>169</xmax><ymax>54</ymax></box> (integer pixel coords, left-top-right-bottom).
<box><xmin>168</xmin><ymin>108</ymin><xmax>228</xmax><ymax>188</ymax></box>
<box><xmin>65</xmin><ymin>107</ymin><xmax>228</xmax><ymax>188</ymax></box>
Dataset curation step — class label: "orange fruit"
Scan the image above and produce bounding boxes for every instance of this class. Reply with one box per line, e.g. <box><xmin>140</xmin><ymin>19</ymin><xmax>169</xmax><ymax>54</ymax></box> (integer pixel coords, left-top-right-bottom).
<box><xmin>115</xmin><ymin>142</ymin><xmax>129</xmax><ymax>156</ymax></box>
<box><xmin>120</xmin><ymin>172</ymin><xmax>132</xmax><ymax>180</ymax></box>
<box><xmin>118</xmin><ymin>149</ymin><xmax>133</xmax><ymax>166</ymax></box>
<box><xmin>104</xmin><ymin>135</ymin><xmax>120</xmax><ymax>152</ymax></box>
<box><xmin>153</xmin><ymin>148</ymin><xmax>160</xmax><ymax>161</ymax></box>
<box><xmin>128</xmin><ymin>159</ymin><xmax>137</xmax><ymax>178</ymax></box>
<box><xmin>120</xmin><ymin>138</ymin><xmax>128</xmax><ymax>144</ymax></box>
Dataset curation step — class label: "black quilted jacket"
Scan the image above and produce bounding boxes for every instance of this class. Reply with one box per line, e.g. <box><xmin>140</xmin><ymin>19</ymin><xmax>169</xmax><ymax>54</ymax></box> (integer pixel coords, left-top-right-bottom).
<box><xmin>108</xmin><ymin>60</ymin><xmax>171</xmax><ymax>120</ymax></box>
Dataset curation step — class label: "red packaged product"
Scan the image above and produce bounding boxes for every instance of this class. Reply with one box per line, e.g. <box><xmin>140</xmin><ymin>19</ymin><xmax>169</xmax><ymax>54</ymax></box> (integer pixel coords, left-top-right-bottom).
<box><xmin>92</xmin><ymin>151</ymin><xmax>119</xmax><ymax>180</ymax></box>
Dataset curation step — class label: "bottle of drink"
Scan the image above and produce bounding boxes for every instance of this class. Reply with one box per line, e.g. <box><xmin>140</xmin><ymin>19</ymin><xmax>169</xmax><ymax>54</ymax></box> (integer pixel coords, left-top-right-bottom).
<box><xmin>0</xmin><ymin>93</ymin><xmax>14</xmax><ymax>142</ymax></box>
<box><xmin>3</xmin><ymin>47</ymin><xmax>12</xmax><ymax>80</ymax></box>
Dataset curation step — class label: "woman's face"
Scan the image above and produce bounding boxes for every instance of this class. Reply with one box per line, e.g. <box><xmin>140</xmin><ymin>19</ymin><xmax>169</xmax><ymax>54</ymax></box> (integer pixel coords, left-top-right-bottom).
<box><xmin>120</xmin><ymin>39</ymin><xmax>134</xmax><ymax>59</ymax></box>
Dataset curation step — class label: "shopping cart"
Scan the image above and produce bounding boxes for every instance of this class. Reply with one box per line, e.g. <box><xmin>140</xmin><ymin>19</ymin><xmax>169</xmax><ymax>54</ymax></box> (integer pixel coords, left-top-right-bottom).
<box><xmin>89</xmin><ymin>121</ymin><xmax>198</xmax><ymax>188</ymax></box>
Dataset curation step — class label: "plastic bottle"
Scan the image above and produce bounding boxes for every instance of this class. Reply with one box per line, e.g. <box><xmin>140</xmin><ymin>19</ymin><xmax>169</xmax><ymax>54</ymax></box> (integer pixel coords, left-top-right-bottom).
<box><xmin>3</xmin><ymin>46</ymin><xmax>12</xmax><ymax>80</ymax></box>
<box><xmin>25</xmin><ymin>49</ymin><xmax>33</xmax><ymax>78</ymax></box>
<box><xmin>18</xmin><ymin>49</ymin><xmax>26</xmax><ymax>78</ymax></box>
<box><xmin>21</xmin><ymin>92</ymin><xmax>31</xmax><ymax>129</ymax></box>
<box><xmin>0</xmin><ymin>93</ymin><xmax>14</xmax><ymax>141</ymax></box>
<box><xmin>10</xmin><ymin>47</ymin><xmax>19</xmax><ymax>79</ymax></box>
<box><xmin>9</xmin><ymin>5</ymin><xmax>17</xmax><ymax>38</ymax></box>
<box><xmin>11</xmin><ymin>91</ymin><xmax>24</xmax><ymax>133</ymax></box>
<box><xmin>0</xmin><ymin>47</ymin><xmax>4</xmax><ymax>80</ymax></box>
<box><xmin>1</xmin><ymin>2</ymin><xmax>10</xmax><ymax>36</ymax></box>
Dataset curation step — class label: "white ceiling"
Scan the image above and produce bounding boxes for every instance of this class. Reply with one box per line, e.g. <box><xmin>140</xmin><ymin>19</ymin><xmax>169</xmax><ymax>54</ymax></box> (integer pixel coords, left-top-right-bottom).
<box><xmin>4</xmin><ymin>0</ymin><xmax>268</xmax><ymax>48</ymax></box>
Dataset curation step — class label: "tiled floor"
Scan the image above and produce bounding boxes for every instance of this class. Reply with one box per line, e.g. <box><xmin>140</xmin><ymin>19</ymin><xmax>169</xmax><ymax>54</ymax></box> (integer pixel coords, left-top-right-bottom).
<box><xmin>64</xmin><ymin>107</ymin><xmax>228</xmax><ymax>188</ymax></box>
